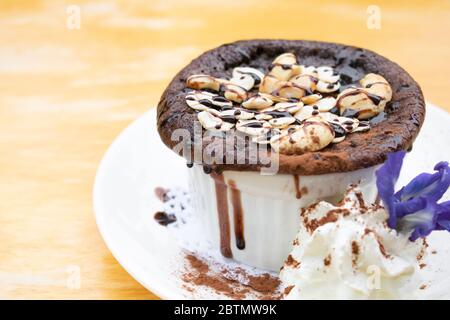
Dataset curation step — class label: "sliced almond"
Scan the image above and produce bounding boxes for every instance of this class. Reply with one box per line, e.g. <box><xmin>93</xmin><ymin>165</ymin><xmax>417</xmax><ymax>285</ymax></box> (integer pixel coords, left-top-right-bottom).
<box><xmin>290</xmin><ymin>74</ymin><xmax>318</xmax><ymax>93</ymax></box>
<box><xmin>293</xmin><ymin>105</ymin><xmax>319</xmax><ymax>122</ymax></box>
<box><xmin>234</xmin><ymin>109</ymin><xmax>255</xmax><ymax>120</ymax></box>
<box><xmin>198</xmin><ymin>111</ymin><xmax>222</xmax><ymax>130</ymax></box>
<box><xmin>314</xmin><ymin>96</ymin><xmax>337</xmax><ymax>112</ymax></box>
<box><xmin>242</xmin><ymin>94</ymin><xmax>273</xmax><ymax>110</ymax></box>
<box><xmin>301</xmin><ymin>93</ymin><xmax>322</xmax><ymax>105</ymax></box>
<box><xmin>259</xmin><ymin>75</ymin><xmax>280</xmax><ymax>95</ymax></box>
<box><xmin>187</xmin><ymin>75</ymin><xmax>221</xmax><ymax>91</ymax></box>
<box><xmin>274</xmin><ymin>82</ymin><xmax>306</xmax><ymax>100</ymax></box>
<box><xmin>269</xmin><ymin>53</ymin><xmax>301</xmax><ymax>80</ymax></box>
<box><xmin>236</xmin><ymin>120</ymin><xmax>271</xmax><ymax>136</ymax></box>
<box><xmin>230</xmin><ymin>73</ymin><xmax>254</xmax><ymax>91</ymax></box>
<box><xmin>316</xmin><ymin>80</ymin><xmax>340</xmax><ymax>93</ymax></box>
<box><xmin>360</xmin><ymin>73</ymin><xmax>392</xmax><ymax>101</ymax></box>
<box><xmin>274</xmin><ymin>102</ymin><xmax>303</xmax><ymax>114</ymax></box>
<box><xmin>316</xmin><ymin>66</ymin><xmax>340</xmax><ymax>83</ymax></box>
<box><xmin>222</xmin><ymin>82</ymin><xmax>248</xmax><ymax>103</ymax></box>
<box><xmin>337</xmin><ymin>87</ymin><xmax>383</xmax><ymax>120</ymax></box>
<box><xmin>299</xmin><ymin>65</ymin><xmax>317</xmax><ymax>76</ymax></box>
<box><xmin>233</xmin><ymin>67</ymin><xmax>264</xmax><ymax>88</ymax></box>
<box><xmin>185</xmin><ymin>91</ymin><xmax>232</xmax><ymax>111</ymax></box>
<box><xmin>269</xmin><ymin>116</ymin><xmax>296</xmax><ymax>128</ymax></box>
<box><xmin>271</xmin><ymin>119</ymin><xmax>334</xmax><ymax>154</ymax></box>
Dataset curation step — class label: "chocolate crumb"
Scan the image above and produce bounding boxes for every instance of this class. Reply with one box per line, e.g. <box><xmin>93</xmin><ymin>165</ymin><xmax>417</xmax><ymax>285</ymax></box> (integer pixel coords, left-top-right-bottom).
<box><xmin>420</xmin><ymin>284</ymin><xmax>427</xmax><ymax>290</ymax></box>
<box><xmin>154</xmin><ymin>187</ymin><xmax>169</xmax><ymax>202</ymax></box>
<box><xmin>324</xmin><ymin>254</ymin><xmax>332</xmax><ymax>266</ymax></box>
<box><xmin>154</xmin><ymin>211</ymin><xmax>176</xmax><ymax>226</ymax></box>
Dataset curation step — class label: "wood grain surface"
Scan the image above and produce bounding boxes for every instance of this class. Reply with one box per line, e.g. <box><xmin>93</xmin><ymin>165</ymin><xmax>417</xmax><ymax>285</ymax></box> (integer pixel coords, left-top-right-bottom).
<box><xmin>0</xmin><ymin>0</ymin><xmax>449</xmax><ymax>299</ymax></box>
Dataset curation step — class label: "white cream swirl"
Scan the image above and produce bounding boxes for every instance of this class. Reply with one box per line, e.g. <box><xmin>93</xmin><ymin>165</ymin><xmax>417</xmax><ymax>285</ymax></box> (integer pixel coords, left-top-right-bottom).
<box><xmin>280</xmin><ymin>185</ymin><xmax>425</xmax><ymax>300</ymax></box>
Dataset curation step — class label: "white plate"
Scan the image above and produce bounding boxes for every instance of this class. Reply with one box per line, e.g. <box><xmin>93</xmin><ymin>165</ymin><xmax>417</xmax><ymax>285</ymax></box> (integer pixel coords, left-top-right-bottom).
<box><xmin>93</xmin><ymin>103</ymin><xmax>450</xmax><ymax>300</ymax></box>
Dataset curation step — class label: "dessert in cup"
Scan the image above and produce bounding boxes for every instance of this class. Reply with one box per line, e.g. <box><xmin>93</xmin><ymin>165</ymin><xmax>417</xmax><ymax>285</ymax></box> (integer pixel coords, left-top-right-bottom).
<box><xmin>157</xmin><ymin>40</ymin><xmax>426</xmax><ymax>273</ymax></box>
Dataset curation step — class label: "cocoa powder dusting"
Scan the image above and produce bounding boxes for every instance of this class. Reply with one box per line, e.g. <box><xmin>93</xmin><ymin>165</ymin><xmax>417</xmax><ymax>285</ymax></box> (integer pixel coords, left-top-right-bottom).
<box><xmin>416</xmin><ymin>238</ymin><xmax>428</xmax><ymax>262</ymax></box>
<box><xmin>354</xmin><ymin>191</ymin><xmax>367</xmax><ymax>212</ymax></box>
<box><xmin>154</xmin><ymin>187</ymin><xmax>169</xmax><ymax>202</ymax></box>
<box><xmin>351</xmin><ymin>241</ymin><xmax>360</xmax><ymax>267</ymax></box>
<box><xmin>364</xmin><ymin>228</ymin><xmax>391</xmax><ymax>258</ymax></box>
<box><xmin>283</xmin><ymin>285</ymin><xmax>294</xmax><ymax>296</ymax></box>
<box><xmin>183</xmin><ymin>253</ymin><xmax>282</xmax><ymax>300</ymax></box>
<box><xmin>304</xmin><ymin>208</ymin><xmax>349</xmax><ymax>233</ymax></box>
<box><xmin>285</xmin><ymin>254</ymin><xmax>300</xmax><ymax>268</ymax></box>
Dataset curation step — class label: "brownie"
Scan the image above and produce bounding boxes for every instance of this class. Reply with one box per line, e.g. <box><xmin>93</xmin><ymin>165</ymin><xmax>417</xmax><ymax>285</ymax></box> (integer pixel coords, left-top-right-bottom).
<box><xmin>157</xmin><ymin>40</ymin><xmax>425</xmax><ymax>175</ymax></box>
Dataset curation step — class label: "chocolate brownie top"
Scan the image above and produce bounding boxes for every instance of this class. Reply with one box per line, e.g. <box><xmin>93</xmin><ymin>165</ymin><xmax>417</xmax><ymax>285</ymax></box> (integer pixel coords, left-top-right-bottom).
<box><xmin>157</xmin><ymin>40</ymin><xmax>425</xmax><ymax>175</ymax></box>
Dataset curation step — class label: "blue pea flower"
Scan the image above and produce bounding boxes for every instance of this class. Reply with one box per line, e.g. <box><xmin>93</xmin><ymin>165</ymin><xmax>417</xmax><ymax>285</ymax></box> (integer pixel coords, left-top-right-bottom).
<box><xmin>375</xmin><ymin>151</ymin><xmax>450</xmax><ymax>241</ymax></box>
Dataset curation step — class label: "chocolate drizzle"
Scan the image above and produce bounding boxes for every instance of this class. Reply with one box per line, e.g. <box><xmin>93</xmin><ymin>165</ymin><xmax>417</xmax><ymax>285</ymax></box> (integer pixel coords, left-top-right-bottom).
<box><xmin>242</xmin><ymin>121</ymin><xmax>264</xmax><ymax>128</ymax></box>
<box><xmin>228</xmin><ymin>179</ymin><xmax>245</xmax><ymax>250</ymax></box>
<box><xmin>336</xmin><ymin>88</ymin><xmax>384</xmax><ymax>117</ymax></box>
<box><xmin>211</xmin><ymin>172</ymin><xmax>233</xmax><ymax>258</ymax></box>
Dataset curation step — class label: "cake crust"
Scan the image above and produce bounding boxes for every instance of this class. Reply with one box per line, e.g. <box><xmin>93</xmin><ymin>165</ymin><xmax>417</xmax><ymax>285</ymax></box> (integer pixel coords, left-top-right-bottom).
<box><xmin>157</xmin><ymin>40</ymin><xmax>425</xmax><ymax>175</ymax></box>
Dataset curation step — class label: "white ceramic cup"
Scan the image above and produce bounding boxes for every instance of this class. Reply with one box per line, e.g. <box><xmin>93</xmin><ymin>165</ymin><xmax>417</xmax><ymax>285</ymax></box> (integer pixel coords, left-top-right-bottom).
<box><xmin>188</xmin><ymin>165</ymin><xmax>379</xmax><ymax>271</ymax></box>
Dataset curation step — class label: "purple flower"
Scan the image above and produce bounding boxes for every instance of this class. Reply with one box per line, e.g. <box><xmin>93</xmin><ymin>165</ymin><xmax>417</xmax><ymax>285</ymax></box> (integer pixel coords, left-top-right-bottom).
<box><xmin>376</xmin><ymin>151</ymin><xmax>450</xmax><ymax>241</ymax></box>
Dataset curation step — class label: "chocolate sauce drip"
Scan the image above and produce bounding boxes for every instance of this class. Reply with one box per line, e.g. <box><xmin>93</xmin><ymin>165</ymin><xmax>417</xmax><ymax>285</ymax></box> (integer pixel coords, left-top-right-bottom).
<box><xmin>365</xmin><ymin>81</ymin><xmax>387</xmax><ymax>89</ymax></box>
<box><xmin>154</xmin><ymin>211</ymin><xmax>176</xmax><ymax>226</ymax></box>
<box><xmin>268</xmin><ymin>63</ymin><xmax>291</xmax><ymax>71</ymax></box>
<box><xmin>220</xmin><ymin>115</ymin><xmax>238</xmax><ymax>123</ymax></box>
<box><xmin>228</xmin><ymin>179</ymin><xmax>245</xmax><ymax>250</ymax></box>
<box><xmin>186</xmin><ymin>162</ymin><xmax>194</xmax><ymax>168</ymax></box>
<box><xmin>211</xmin><ymin>172</ymin><xmax>232</xmax><ymax>258</ymax></box>
<box><xmin>329</xmin><ymin>123</ymin><xmax>346</xmax><ymax>138</ymax></box>
<box><xmin>203</xmin><ymin>165</ymin><xmax>213</xmax><ymax>174</ymax></box>
<box><xmin>329</xmin><ymin>106</ymin><xmax>339</xmax><ymax>115</ymax></box>
<box><xmin>366</xmin><ymin>92</ymin><xmax>382</xmax><ymax>106</ymax></box>
<box><xmin>341</xmin><ymin>108</ymin><xmax>360</xmax><ymax>118</ymax></box>
<box><xmin>293</xmin><ymin>175</ymin><xmax>302</xmax><ymax>199</ymax></box>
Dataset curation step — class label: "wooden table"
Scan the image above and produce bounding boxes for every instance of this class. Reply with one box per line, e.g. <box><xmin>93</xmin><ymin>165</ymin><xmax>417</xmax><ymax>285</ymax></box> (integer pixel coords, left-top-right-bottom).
<box><xmin>0</xmin><ymin>0</ymin><xmax>449</xmax><ymax>299</ymax></box>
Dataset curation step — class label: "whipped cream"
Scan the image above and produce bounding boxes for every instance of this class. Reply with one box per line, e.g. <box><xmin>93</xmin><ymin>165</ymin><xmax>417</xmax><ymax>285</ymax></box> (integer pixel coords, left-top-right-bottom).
<box><xmin>280</xmin><ymin>185</ymin><xmax>424</xmax><ymax>300</ymax></box>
